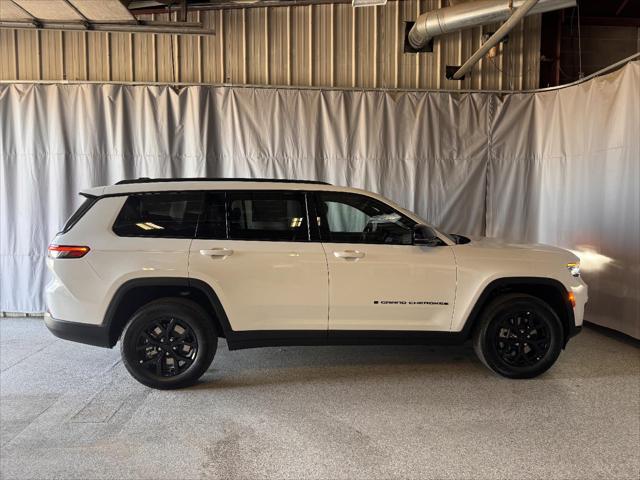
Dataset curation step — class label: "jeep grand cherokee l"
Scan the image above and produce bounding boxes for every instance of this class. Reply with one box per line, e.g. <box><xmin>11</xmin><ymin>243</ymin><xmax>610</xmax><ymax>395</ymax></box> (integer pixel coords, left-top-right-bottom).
<box><xmin>45</xmin><ymin>178</ymin><xmax>587</xmax><ymax>389</ymax></box>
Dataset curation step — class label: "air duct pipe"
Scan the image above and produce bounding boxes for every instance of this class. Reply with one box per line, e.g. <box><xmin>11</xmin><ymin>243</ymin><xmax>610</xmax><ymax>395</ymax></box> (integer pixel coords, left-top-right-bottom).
<box><xmin>408</xmin><ymin>0</ymin><xmax>576</xmax><ymax>51</ymax></box>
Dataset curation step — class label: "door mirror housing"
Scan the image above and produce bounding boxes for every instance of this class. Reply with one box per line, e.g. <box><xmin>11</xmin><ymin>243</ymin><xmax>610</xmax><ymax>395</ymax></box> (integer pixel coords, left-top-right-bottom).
<box><xmin>413</xmin><ymin>224</ymin><xmax>442</xmax><ymax>247</ymax></box>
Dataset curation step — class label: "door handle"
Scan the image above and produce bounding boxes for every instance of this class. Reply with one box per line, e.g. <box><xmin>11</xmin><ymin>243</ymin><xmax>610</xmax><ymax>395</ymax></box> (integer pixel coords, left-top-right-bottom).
<box><xmin>334</xmin><ymin>250</ymin><xmax>365</xmax><ymax>260</ymax></box>
<box><xmin>200</xmin><ymin>248</ymin><xmax>234</xmax><ymax>257</ymax></box>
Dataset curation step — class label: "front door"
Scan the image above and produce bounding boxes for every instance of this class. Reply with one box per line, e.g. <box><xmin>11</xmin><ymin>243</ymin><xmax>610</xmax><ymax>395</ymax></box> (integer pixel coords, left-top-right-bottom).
<box><xmin>315</xmin><ymin>191</ymin><xmax>456</xmax><ymax>332</ymax></box>
<box><xmin>189</xmin><ymin>190</ymin><xmax>329</xmax><ymax>332</ymax></box>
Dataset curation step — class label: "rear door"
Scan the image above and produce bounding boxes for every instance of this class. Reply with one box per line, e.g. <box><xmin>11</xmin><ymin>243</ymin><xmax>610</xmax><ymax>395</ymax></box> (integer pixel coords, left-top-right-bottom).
<box><xmin>314</xmin><ymin>191</ymin><xmax>456</xmax><ymax>332</ymax></box>
<box><xmin>189</xmin><ymin>190</ymin><xmax>329</xmax><ymax>332</ymax></box>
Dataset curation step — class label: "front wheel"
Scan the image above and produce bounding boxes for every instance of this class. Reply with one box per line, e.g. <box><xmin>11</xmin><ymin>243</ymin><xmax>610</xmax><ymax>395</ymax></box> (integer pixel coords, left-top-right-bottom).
<box><xmin>120</xmin><ymin>298</ymin><xmax>217</xmax><ymax>389</ymax></box>
<box><xmin>473</xmin><ymin>294</ymin><xmax>563</xmax><ymax>379</ymax></box>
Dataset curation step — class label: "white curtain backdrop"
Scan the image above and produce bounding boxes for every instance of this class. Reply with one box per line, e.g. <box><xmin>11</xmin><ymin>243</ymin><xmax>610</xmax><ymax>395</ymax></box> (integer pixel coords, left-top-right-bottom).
<box><xmin>1</xmin><ymin>61</ymin><xmax>638</xmax><ymax>338</ymax></box>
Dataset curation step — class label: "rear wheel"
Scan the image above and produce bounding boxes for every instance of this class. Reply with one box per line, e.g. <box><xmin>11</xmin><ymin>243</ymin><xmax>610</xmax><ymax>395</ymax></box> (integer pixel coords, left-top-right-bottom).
<box><xmin>473</xmin><ymin>294</ymin><xmax>563</xmax><ymax>379</ymax></box>
<box><xmin>120</xmin><ymin>298</ymin><xmax>217</xmax><ymax>389</ymax></box>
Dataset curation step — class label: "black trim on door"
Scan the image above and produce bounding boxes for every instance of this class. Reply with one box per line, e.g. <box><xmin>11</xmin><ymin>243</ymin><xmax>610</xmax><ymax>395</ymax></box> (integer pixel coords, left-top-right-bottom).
<box><xmin>195</xmin><ymin>191</ymin><xmax>227</xmax><ymax>240</ymax></box>
<box><xmin>306</xmin><ymin>192</ymin><xmax>322</xmax><ymax>242</ymax></box>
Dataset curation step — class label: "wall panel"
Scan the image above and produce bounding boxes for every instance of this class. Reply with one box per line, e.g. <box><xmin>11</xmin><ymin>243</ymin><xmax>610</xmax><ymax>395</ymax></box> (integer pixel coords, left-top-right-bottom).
<box><xmin>1</xmin><ymin>62</ymin><xmax>638</xmax><ymax>337</ymax></box>
<box><xmin>39</xmin><ymin>30</ymin><xmax>63</xmax><ymax>80</ymax></box>
<box><xmin>16</xmin><ymin>29</ymin><xmax>40</xmax><ymax>80</ymax></box>
<box><xmin>0</xmin><ymin>1</ymin><xmax>542</xmax><ymax>90</ymax></box>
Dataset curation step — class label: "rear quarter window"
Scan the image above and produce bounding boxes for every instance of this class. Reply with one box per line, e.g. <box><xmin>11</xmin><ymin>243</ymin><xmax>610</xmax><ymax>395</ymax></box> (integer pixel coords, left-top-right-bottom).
<box><xmin>113</xmin><ymin>192</ymin><xmax>203</xmax><ymax>238</ymax></box>
<box><xmin>60</xmin><ymin>196</ymin><xmax>98</xmax><ymax>234</ymax></box>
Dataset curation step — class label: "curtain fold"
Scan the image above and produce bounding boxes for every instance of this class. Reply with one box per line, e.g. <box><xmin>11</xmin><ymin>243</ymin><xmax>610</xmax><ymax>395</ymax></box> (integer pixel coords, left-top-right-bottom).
<box><xmin>1</xmin><ymin>62</ymin><xmax>638</xmax><ymax>338</ymax></box>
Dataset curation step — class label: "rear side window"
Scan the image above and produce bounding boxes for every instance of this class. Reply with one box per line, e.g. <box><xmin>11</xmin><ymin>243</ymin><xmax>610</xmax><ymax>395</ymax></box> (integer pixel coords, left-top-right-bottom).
<box><xmin>113</xmin><ymin>192</ymin><xmax>203</xmax><ymax>238</ymax></box>
<box><xmin>60</xmin><ymin>196</ymin><xmax>98</xmax><ymax>233</ymax></box>
<box><xmin>228</xmin><ymin>191</ymin><xmax>309</xmax><ymax>242</ymax></box>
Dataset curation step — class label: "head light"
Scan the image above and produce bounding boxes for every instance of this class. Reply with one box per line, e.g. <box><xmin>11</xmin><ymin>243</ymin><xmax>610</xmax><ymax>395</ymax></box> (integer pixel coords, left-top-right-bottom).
<box><xmin>566</xmin><ymin>262</ymin><xmax>580</xmax><ymax>277</ymax></box>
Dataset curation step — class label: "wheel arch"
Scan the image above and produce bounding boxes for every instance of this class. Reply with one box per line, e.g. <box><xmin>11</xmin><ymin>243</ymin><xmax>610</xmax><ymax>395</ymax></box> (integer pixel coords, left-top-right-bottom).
<box><xmin>461</xmin><ymin>277</ymin><xmax>576</xmax><ymax>347</ymax></box>
<box><xmin>103</xmin><ymin>277</ymin><xmax>232</xmax><ymax>347</ymax></box>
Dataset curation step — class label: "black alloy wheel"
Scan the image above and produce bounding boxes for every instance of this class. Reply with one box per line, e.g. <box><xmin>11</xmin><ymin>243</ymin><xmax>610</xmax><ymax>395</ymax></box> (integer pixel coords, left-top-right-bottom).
<box><xmin>473</xmin><ymin>294</ymin><xmax>563</xmax><ymax>379</ymax></box>
<box><xmin>135</xmin><ymin>316</ymin><xmax>199</xmax><ymax>377</ymax></box>
<box><xmin>493</xmin><ymin>310</ymin><xmax>551</xmax><ymax>367</ymax></box>
<box><xmin>121</xmin><ymin>298</ymin><xmax>217</xmax><ymax>389</ymax></box>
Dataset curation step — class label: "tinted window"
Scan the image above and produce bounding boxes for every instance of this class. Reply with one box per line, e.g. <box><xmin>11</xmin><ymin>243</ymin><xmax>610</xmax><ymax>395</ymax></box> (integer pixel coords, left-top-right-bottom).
<box><xmin>113</xmin><ymin>192</ymin><xmax>203</xmax><ymax>238</ymax></box>
<box><xmin>228</xmin><ymin>191</ymin><xmax>308</xmax><ymax>242</ymax></box>
<box><xmin>317</xmin><ymin>192</ymin><xmax>416</xmax><ymax>245</ymax></box>
<box><xmin>60</xmin><ymin>196</ymin><xmax>97</xmax><ymax>233</ymax></box>
<box><xmin>196</xmin><ymin>192</ymin><xmax>227</xmax><ymax>239</ymax></box>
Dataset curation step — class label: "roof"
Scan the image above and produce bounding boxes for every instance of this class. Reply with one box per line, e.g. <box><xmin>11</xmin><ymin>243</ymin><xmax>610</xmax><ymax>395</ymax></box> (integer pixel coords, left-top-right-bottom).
<box><xmin>81</xmin><ymin>178</ymin><xmax>337</xmax><ymax>197</ymax></box>
<box><xmin>115</xmin><ymin>177</ymin><xmax>330</xmax><ymax>186</ymax></box>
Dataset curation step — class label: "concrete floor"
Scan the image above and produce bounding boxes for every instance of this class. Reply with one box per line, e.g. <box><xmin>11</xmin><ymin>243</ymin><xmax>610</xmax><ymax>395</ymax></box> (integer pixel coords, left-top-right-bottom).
<box><xmin>0</xmin><ymin>317</ymin><xmax>638</xmax><ymax>480</ymax></box>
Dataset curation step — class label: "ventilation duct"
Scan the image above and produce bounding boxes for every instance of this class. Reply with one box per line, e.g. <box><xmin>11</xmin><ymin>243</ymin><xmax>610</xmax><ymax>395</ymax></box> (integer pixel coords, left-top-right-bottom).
<box><xmin>407</xmin><ymin>0</ymin><xmax>576</xmax><ymax>51</ymax></box>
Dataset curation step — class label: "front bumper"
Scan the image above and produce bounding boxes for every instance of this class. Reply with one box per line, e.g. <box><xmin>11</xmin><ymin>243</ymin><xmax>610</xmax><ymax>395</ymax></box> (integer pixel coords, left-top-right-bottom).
<box><xmin>568</xmin><ymin>324</ymin><xmax>582</xmax><ymax>340</ymax></box>
<box><xmin>569</xmin><ymin>280</ymin><xmax>588</xmax><ymax>327</ymax></box>
<box><xmin>44</xmin><ymin>313</ymin><xmax>111</xmax><ymax>348</ymax></box>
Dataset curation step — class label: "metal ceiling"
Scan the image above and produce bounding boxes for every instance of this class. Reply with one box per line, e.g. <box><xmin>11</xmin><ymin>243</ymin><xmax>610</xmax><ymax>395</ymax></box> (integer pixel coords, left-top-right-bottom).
<box><xmin>1</xmin><ymin>0</ymin><xmax>134</xmax><ymax>22</ymax></box>
<box><xmin>0</xmin><ymin>0</ymin><xmax>544</xmax><ymax>90</ymax></box>
<box><xmin>0</xmin><ymin>0</ymin><xmax>214</xmax><ymax>34</ymax></box>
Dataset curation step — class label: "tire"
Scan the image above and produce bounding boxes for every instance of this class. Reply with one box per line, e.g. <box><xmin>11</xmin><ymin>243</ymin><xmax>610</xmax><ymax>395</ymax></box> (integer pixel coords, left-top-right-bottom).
<box><xmin>473</xmin><ymin>293</ymin><xmax>563</xmax><ymax>379</ymax></box>
<box><xmin>120</xmin><ymin>298</ymin><xmax>217</xmax><ymax>389</ymax></box>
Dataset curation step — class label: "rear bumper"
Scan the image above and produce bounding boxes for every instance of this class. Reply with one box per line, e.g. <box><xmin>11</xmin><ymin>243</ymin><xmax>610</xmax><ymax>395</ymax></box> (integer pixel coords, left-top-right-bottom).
<box><xmin>44</xmin><ymin>313</ymin><xmax>111</xmax><ymax>348</ymax></box>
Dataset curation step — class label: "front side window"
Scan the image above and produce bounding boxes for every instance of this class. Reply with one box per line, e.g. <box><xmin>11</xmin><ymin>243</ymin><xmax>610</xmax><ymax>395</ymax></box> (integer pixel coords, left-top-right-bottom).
<box><xmin>228</xmin><ymin>191</ymin><xmax>308</xmax><ymax>242</ymax></box>
<box><xmin>113</xmin><ymin>192</ymin><xmax>203</xmax><ymax>238</ymax></box>
<box><xmin>317</xmin><ymin>192</ymin><xmax>416</xmax><ymax>245</ymax></box>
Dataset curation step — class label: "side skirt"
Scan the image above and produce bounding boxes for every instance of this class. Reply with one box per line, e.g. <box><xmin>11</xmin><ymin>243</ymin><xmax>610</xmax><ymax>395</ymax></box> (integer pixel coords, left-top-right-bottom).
<box><xmin>225</xmin><ymin>329</ymin><xmax>468</xmax><ymax>350</ymax></box>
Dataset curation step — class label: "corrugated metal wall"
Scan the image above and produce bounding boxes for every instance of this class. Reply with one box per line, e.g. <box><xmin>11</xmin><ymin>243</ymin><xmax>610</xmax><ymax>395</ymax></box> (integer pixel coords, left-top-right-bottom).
<box><xmin>0</xmin><ymin>1</ymin><xmax>541</xmax><ymax>90</ymax></box>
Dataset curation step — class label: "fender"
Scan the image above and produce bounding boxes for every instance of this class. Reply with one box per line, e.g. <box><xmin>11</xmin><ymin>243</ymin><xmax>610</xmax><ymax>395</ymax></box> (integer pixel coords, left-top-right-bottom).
<box><xmin>456</xmin><ymin>277</ymin><xmax>577</xmax><ymax>347</ymax></box>
<box><xmin>103</xmin><ymin>277</ymin><xmax>190</xmax><ymax>346</ymax></box>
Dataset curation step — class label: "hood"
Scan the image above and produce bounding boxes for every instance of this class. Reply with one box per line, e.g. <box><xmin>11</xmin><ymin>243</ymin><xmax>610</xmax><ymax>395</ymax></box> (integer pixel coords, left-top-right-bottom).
<box><xmin>461</xmin><ymin>236</ymin><xmax>579</xmax><ymax>263</ymax></box>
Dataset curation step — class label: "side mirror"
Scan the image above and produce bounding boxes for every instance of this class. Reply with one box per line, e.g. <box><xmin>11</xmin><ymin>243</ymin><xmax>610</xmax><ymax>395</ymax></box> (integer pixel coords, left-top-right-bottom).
<box><xmin>413</xmin><ymin>224</ymin><xmax>442</xmax><ymax>247</ymax></box>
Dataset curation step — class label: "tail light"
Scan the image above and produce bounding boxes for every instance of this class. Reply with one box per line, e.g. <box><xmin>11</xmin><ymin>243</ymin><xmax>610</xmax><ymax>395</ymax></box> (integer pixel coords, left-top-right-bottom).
<box><xmin>48</xmin><ymin>245</ymin><xmax>90</xmax><ymax>259</ymax></box>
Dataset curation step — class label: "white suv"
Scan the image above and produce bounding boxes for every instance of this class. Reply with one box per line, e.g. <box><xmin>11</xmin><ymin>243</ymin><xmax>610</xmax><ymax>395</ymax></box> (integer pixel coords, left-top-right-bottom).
<box><xmin>45</xmin><ymin>178</ymin><xmax>588</xmax><ymax>389</ymax></box>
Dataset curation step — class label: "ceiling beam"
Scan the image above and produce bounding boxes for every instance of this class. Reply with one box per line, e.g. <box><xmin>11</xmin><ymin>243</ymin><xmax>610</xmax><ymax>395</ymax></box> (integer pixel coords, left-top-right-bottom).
<box><xmin>8</xmin><ymin>0</ymin><xmax>41</xmax><ymax>27</ymax></box>
<box><xmin>61</xmin><ymin>0</ymin><xmax>91</xmax><ymax>28</ymax></box>
<box><xmin>127</xmin><ymin>0</ymin><xmax>353</xmax><ymax>14</ymax></box>
<box><xmin>0</xmin><ymin>19</ymin><xmax>215</xmax><ymax>35</ymax></box>
<box><xmin>616</xmin><ymin>0</ymin><xmax>630</xmax><ymax>16</ymax></box>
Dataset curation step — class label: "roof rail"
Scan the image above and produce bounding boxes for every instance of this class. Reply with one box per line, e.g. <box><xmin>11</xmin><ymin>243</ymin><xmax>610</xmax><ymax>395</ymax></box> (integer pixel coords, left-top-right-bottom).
<box><xmin>115</xmin><ymin>177</ymin><xmax>331</xmax><ymax>186</ymax></box>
